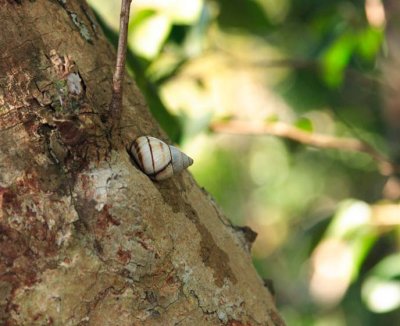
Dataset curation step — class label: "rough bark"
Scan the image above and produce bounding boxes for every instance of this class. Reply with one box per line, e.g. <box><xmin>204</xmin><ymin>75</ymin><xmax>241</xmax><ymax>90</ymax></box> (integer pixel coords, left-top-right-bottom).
<box><xmin>0</xmin><ymin>1</ymin><xmax>283</xmax><ymax>325</ymax></box>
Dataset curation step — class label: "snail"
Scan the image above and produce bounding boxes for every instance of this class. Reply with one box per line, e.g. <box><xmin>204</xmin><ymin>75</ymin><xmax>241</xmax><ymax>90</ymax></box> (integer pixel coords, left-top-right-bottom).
<box><xmin>130</xmin><ymin>136</ymin><xmax>194</xmax><ymax>181</ymax></box>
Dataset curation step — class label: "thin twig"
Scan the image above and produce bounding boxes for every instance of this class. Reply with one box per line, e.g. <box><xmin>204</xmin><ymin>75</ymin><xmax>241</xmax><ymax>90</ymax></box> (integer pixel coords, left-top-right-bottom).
<box><xmin>110</xmin><ymin>0</ymin><xmax>133</xmax><ymax>130</ymax></box>
<box><xmin>211</xmin><ymin>120</ymin><xmax>398</xmax><ymax>176</ymax></box>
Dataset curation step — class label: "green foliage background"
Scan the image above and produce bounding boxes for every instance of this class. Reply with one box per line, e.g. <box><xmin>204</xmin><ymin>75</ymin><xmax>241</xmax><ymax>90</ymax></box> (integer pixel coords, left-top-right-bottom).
<box><xmin>89</xmin><ymin>0</ymin><xmax>400</xmax><ymax>324</ymax></box>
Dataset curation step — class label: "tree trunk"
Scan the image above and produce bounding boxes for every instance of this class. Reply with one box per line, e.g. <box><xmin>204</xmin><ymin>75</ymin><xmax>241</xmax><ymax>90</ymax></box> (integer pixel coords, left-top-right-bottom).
<box><xmin>0</xmin><ymin>1</ymin><xmax>283</xmax><ymax>325</ymax></box>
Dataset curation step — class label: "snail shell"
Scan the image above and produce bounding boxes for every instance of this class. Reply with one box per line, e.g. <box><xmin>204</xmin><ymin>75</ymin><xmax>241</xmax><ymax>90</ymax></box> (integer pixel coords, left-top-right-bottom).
<box><xmin>130</xmin><ymin>136</ymin><xmax>194</xmax><ymax>181</ymax></box>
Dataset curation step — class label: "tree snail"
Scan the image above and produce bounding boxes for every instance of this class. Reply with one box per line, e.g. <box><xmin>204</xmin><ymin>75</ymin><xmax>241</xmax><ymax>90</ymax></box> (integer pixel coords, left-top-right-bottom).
<box><xmin>130</xmin><ymin>136</ymin><xmax>194</xmax><ymax>181</ymax></box>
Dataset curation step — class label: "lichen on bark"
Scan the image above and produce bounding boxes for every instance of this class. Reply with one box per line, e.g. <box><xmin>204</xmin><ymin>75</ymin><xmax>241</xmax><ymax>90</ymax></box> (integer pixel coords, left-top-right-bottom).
<box><xmin>0</xmin><ymin>1</ymin><xmax>284</xmax><ymax>325</ymax></box>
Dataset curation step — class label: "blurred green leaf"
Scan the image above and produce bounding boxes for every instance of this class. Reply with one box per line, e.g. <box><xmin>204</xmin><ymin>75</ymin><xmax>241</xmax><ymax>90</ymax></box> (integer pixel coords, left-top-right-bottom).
<box><xmin>183</xmin><ymin>3</ymin><xmax>211</xmax><ymax>56</ymax></box>
<box><xmin>356</xmin><ymin>27</ymin><xmax>383</xmax><ymax>62</ymax></box>
<box><xmin>130</xmin><ymin>9</ymin><xmax>157</xmax><ymax>27</ymax></box>
<box><xmin>328</xmin><ymin>200</ymin><xmax>371</xmax><ymax>239</ymax></box>
<box><xmin>295</xmin><ymin>117</ymin><xmax>314</xmax><ymax>132</ymax></box>
<box><xmin>369</xmin><ymin>253</ymin><xmax>400</xmax><ymax>280</ymax></box>
<box><xmin>128</xmin><ymin>12</ymin><xmax>172</xmax><ymax>59</ymax></box>
<box><xmin>321</xmin><ymin>31</ymin><xmax>355</xmax><ymax>87</ymax></box>
<box><xmin>146</xmin><ymin>52</ymin><xmax>187</xmax><ymax>84</ymax></box>
<box><xmin>326</xmin><ymin>200</ymin><xmax>378</xmax><ymax>280</ymax></box>
<box><xmin>216</xmin><ymin>0</ymin><xmax>272</xmax><ymax>34</ymax></box>
<box><xmin>350</xmin><ymin>231</ymin><xmax>377</xmax><ymax>280</ymax></box>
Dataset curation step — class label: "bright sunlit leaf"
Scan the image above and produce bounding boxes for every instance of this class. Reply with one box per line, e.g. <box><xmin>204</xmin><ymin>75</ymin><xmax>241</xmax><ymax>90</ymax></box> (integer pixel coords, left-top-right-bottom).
<box><xmin>328</xmin><ymin>200</ymin><xmax>372</xmax><ymax>238</ymax></box>
<box><xmin>319</xmin><ymin>200</ymin><xmax>377</xmax><ymax>282</ymax></box>
<box><xmin>128</xmin><ymin>13</ymin><xmax>171</xmax><ymax>59</ymax></box>
<box><xmin>362</xmin><ymin>254</ymin><xmax>400</xmax><ymax>312</ymax></box>
<box><xmin>320</xmin><ymin>32</ymin><xmax>355</xmax><ymax>87</ymax></box>
<box><xmin>363</xmin><ymin>278</ymin><xmax>400</xmax><ymax>313</ymax></box>
<box><xmin>135</xmin><ymin>0</ymin><xmax>203</xmax><ymax>24</ymax></box>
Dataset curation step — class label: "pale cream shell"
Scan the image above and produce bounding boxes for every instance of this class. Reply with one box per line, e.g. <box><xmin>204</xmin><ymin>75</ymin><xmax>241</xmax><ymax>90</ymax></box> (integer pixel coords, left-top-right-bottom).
<box><xmin>130</xmin><ymin>136</ymin><xmax>193</xmax><ymax>180</ymax></box>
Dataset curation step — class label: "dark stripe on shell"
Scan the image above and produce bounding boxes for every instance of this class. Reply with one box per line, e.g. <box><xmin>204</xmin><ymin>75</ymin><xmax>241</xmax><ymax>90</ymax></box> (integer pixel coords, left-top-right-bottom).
<box><xmin>132</xmin><ymin>141</ymin><xmax>141</xmax><ymax>166</ymax></box>
<box><xmin>157</xmin><ymin>142</ymin><xmax>172</xmax><ymax>174</ymax></box>
<box><xmin>149</xmin><ymin>161</ymin><xmax>172</xmax><ymax>179</ymax></box>
<box><xmin>133</xmin><ymin>140</ymin><xmax>140</xmax><ymax>154</ymax></box>
<box><xmin>136</xmin><ymin>143</ymin><xmax>144</xmax><ymax>169</ymax></box>
<box><xmin>146</xmin><ymin>136</ymin><xmax>155</xmax><ymax>174</ymax></box>
<box><xmin>151</xmin><ymin>142</ymin><xmax>172</xmax><ymax>179</ymax></box>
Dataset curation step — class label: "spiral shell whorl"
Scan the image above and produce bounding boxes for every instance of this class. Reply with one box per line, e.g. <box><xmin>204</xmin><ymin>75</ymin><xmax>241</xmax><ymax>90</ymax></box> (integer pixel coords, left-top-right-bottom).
<box><xmin>170</xmin><ymin>146</ymin><xmax>194</xmax><ymax>173</ymax></box>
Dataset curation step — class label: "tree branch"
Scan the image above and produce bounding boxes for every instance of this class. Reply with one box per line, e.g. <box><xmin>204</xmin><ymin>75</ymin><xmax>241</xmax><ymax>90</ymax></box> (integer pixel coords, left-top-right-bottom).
<box><xmin>211</xmin><ymin>120</ymin><xmax>398</xmax><ymax>176</ymax></box>
<box><xmin>110</xmin><ymin>0</ymin><xmax>133</xmax><ymax>130</ymax></box>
